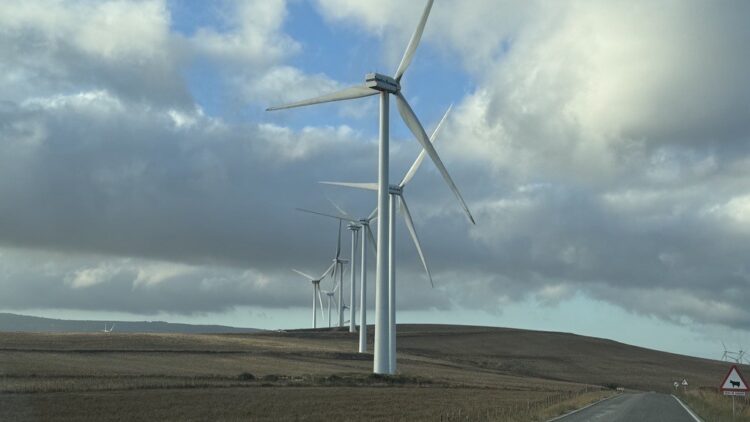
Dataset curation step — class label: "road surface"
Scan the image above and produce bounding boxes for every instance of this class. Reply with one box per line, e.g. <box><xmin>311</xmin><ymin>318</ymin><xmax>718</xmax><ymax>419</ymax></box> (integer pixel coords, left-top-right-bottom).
<box><xmin>553</xmin><ymin>392</ymin><xmax>700</xmax><ymax>422</ymax></box>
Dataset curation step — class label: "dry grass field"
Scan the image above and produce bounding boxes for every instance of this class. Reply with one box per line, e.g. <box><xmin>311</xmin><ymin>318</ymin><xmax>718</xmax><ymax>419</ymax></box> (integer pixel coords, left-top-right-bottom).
<box><xmin>0</xmin><ymin>324</ymin><xmax>733</xmax><ymax>421</ymax></box>
<box><xmin>678</xmin><ymin>389</ymin><xmax>750</xmax><ymax>422</ymax></box>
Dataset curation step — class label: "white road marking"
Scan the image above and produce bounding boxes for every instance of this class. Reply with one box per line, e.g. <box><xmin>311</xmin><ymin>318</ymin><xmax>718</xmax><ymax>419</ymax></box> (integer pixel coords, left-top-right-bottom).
<box><xmin>671</xmin><ymin>394</ymin><xmax>703</xmax><ymax>422</ymax></box>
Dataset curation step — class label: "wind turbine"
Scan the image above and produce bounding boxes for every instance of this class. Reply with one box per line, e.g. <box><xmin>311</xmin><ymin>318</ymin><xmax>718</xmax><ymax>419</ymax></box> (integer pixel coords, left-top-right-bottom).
<box><xmin>328</xmin><ymin>198</ymin><xmax>363</xmax><ymax>335</ymax></box>
<box><xmin>326</xmin><ymin>220</ymin><xmax>350</xmax><ymax>327</ymax></box>
<box><xmin>737</xmin><ymin>345</ymin><xmax>747</xmax><ymax>364</ymax></box>
<box><xmin>322</xmin><ymin>106</ymin><xmax>464</xmax><ymax>372</ymax></box>
<box><xmin>297</xmin><ymin>205</ymin><xmax>377</xmax><ymax>353</ymax></box>
<box><xmin>267</xmin><ymin>0</ymin><xmax>473</xmax><ymax>374</ymax></box>
<box><xmin>292</xmin><ymin>264</ymin><xmax>334</xmax><ymax>329</ymax></box>
<box><xmin>322</xmin><ymin>287</ymin><xmax>338</xmax><ymax>328</ymax></box>
<box><xmin>101</xmin><ymin>323</ymin><xmax>114</xmax><ymax>333</ymax></box>
<box><xmin>721</xmin><ymin>341</ymin><xmax>745</xmax><ymax>364</ymax></box>
<box><xmin>722</xmin><ymin>341</ymin><xmax>731</xmax><ymax>361</ymax></box>
<box><xmin>297</xmin><ymin>215</ymin><xmax>350</xmax><ymax>327</ymax></box>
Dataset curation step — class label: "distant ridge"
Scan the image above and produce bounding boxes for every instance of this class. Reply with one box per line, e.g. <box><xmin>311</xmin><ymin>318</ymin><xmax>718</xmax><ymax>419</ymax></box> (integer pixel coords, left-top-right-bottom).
<box><xmin>0</xmin><ymin>313</ymin><xmax>262</xmax><ymax>334</ymax></box>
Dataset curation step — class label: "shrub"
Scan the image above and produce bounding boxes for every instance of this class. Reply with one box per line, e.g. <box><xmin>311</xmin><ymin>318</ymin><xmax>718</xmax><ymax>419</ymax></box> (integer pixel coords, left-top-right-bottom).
<box><xmin>238</xmin><ymin>372</ymin><xmax>255</xmax><ymax>381</ymax></box>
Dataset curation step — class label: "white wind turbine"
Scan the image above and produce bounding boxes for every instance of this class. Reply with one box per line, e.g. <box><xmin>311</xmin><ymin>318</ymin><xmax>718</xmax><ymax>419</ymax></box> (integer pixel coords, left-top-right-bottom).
<box><xmin>101</xmin><ymin>323</ymin><xmax>115</xmax><ymax>333</ymax></box>
<box><xmin>328</xmin><ymin>198</ymin><xmax>365</xmax><ymax>335</ymax></box>
<box><xmin>327</xmin><ymin>220</ymin><xmax>350</xmax><ymax>327</ymax></box>
<box><xmin>322</xmin><ymin>106</ymin><xmax>466</xmax><ymax>372</ymax></box>
<box><xmin>722</xmin><ymin>341</ymin><xmax>731</xmax><ymax>361</ymax></box>
<box><xmin>321</xmin><ymin>287</ymin><xmax>339</xmax><ymax>328</ymax></box>
<box><xmin>267</xmin><ymin>0</ymin><xmax>474</xmax><ymax>374</ymax></box>
<box><xmin>292</xmin><ymin>264</ymin><xmax>334</xmax><ymax>329</ymax></box>
<box><xmin>297</xmin><ymin>204</ymin><xmax>377</xmax><ymax>353</ymax></box>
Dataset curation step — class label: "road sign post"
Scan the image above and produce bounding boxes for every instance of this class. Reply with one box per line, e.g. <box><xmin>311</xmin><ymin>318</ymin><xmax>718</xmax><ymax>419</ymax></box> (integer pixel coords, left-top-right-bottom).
<box><xmin>720</xmin><ymin>365</ymin><xmax>749</xmax><ymax>417</ymax></box>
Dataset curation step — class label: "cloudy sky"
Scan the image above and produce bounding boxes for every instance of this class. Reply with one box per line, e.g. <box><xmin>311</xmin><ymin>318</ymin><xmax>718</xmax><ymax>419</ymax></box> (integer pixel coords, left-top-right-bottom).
<box><xmin>2</xmin><ymin>0</ymin><xmax>750</xmax><ymax>359</ymax></box>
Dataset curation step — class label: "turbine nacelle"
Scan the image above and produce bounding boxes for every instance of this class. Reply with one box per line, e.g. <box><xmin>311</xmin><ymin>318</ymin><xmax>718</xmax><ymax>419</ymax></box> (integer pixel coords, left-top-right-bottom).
<box><xmin>365</xmin><ymin>73</ymin><xmax>400</xmax><ymax>93</ymax></box>
<box><xmin>388</xmin><ymin>185</ymin><xmax>403</xmax><ymax>195</ymax></box>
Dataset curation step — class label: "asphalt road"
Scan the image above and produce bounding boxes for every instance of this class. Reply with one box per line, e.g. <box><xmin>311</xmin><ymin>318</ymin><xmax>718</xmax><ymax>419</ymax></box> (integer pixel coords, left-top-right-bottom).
<box><xmin>554</xmin><ymin>392</ymin><xmax>700</xmax><ymax>422</ymax></box>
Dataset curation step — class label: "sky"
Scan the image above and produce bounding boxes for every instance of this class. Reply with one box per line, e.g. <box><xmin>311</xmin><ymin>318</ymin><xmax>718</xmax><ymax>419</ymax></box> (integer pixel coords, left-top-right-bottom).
<box><xmin>1</xmin><ymin>0</ymin><xmax>750</xmax><ymax>361</ymax></box>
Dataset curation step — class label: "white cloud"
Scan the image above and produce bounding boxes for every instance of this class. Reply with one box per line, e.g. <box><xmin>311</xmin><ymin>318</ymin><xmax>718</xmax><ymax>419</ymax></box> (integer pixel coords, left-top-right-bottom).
<box><xmin>246</xmin><ymin>66</ymin><xmax>341</xmax><ymax>108</ymax></box>
<box><xmin>66</xmin><ymin>262</ymin><xmax>123</xmax><ymax>288</ymax></box>
<box><xmin>0</xmin><ymin>0</ymin><xmax>171</xmax><ymax>60</ymax></box>
<box><xmin>191</xmin><ymin>0</ymin><xmax>298</xmax><ymax>67</ymax></box>
<box><xmin>133</xmin><ymin>262</ymin><xmax>195</xmax><ymax>287</ymax></box>
<box><xmin>22</xmin><ymin>90</ymin><xmax>124</xmax><ymax>113</ymax></box>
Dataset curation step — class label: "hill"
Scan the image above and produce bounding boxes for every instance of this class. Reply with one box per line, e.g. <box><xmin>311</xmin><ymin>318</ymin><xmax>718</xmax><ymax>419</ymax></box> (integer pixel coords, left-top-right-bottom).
<box><xmin>0</xmin><ymin>312</ymin><xmax>262</xmax><ymax>334</ymax></box>
<box><xmin>0</xmin><ymin>324</ymin><xmax>736</xmax><ymax>421</ymax></box>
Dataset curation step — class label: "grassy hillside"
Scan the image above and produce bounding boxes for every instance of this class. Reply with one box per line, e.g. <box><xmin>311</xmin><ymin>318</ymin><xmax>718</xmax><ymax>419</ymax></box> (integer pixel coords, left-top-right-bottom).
<box><xmin>0</xmin><ymin>324</ymin><xmax>735</xmax><ymax>421</ymax></box>
<box><xmin>395</xmin><ymin>324</ymin><xmax>730</xmax><ymax>391</ymax></box>
<box><xmin>0</xmin><ymin>312</ymin><xmax>261</xmax><ymax>334</ymax></box>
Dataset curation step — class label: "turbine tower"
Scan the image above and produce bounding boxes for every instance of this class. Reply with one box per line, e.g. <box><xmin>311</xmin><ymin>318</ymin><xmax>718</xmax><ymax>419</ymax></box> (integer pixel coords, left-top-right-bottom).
<box><xmin>322</xmin><ymin>105</ymin><xmax>468</xmax><ymax>372</ymax></box>
<box><xmin>267</xmin><ymin>0</ymin><xmax>474</xmax><ymax>374</ymax></box>
<box><xmin>292</xmin><ymin>264</ymin><xmax>334</xmax><ymax>328</ymax></box>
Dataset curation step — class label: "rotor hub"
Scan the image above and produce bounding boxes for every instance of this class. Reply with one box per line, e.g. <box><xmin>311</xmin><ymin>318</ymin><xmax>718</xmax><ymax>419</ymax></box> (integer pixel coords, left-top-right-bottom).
<box><xmin>365</xmin><ymin>73</ymin><xmax>400</xmax><ymax>93</ymax></box>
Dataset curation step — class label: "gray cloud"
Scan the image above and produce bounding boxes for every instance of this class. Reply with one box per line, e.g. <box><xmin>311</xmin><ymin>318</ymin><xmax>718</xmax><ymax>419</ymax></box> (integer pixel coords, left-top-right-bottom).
<box><xmin>2</xmin><ymin>0</ymin><xmax>750</xmax><ymax>332</ymax></box>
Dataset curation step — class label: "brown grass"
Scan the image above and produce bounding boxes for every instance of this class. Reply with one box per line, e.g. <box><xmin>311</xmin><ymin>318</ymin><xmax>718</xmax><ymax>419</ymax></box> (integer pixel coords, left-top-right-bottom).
<box><xmin>0</xmin><ymin>387</ymin><xmax>617</xmax><ymax>422</ymax></box>
<box><xmin>0</xmin><ymin>324</ymin><xmax>731</xmax><ymax>421</ymax></box>
<box><xmin>678</xmin><ymin>388</ymin><xmax>750</xmax><ymax>421</ymax></box>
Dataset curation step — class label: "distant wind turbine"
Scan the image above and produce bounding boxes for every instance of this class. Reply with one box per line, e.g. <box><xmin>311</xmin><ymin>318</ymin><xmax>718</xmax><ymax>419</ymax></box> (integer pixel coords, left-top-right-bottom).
<box><xmin>328</xmin><ymin>220</ymin><xmax>349</xmax><ymax>327</ymax></box>
<box><xmin>297</xmin><ymin>204</ymin><xmax>377</xmax><ymax>353</ymax></box>
<box><xmin>322</xmin><ymin>287</ymin><xmax>338</xmax><ymax>328</ymax></box>
<box><xmin>292</xmin><ymin>264</ymin><xmax>334</xmax><ymax>329</ymax></box>
<box><xmin>267</xmin><ymin>0</ymin><xmax>474</xmax><ymax>374</ymax></box>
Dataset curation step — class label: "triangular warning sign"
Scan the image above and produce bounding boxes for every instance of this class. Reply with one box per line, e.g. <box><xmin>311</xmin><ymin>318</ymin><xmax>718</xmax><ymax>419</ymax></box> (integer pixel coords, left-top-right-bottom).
<box><xmin>720</xmin><ymin>365</ymin><xmax>750</xmax><ymax>391</ymax></box>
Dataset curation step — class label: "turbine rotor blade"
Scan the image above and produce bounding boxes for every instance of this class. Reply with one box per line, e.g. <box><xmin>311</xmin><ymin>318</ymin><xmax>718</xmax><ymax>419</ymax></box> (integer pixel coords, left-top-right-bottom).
<box><xmin>325</xmin><ymin>195</ymin><xmax>351</xmax><ymax>218</ymax></box>
<box><xmin>317</xmin><ymin>286</ymin><xmax>325</xmax><ymax>318</ymax></box>
<box><xmin>367</xmin><ymin>224</ymin><xmax>377</xmax><ymax>254</ymax></box>
<box><xmin>394</xmin><ymin>0</ymin><xmax>435</xmax><ymax>82</ymax></box>
<box><xmin>320</xmin><ymin>262</ymin><xmax>336</xmax><ymax>279</ymax></box>
<box><xmin>292</xmin><ymin>269</ymin><xmax>317</xmax><ymax>281</ymax></box>
<box><xmin>266</xmin><ymin>85</ymin><xmax>376</xmax><ymax>111</ymax></box>
<box><xmin>319</xmin><ymin>181</ymin><xmax>379</xmax><ymax>191</ymax></box>
<box><xmin>335</xmin><ymin>220</ymin><xmax>342</xmax><ymax>258</ymax></box>
<box><xmin>399</xmin><ymin>195</ymin><xmax>433</xmax><ymax>287</ymax></box>
<box><xmin>295</xmin><ymin>208</ymin><xmax>358</xmax><ymax>223</ymax></box>
<box><xmin>367</xmin><ymin>206</ymin><xmax>378</xmax><ymax>221</ymax></box>
<box><xmin>395</xmin><ymin>92</ymin><xmax>475</xmax><ymax>225</ymax></box>
<box><xmin>400</xmin><ymin>104</ymin><xmax>452</xmax><ymax>187</ymax></box>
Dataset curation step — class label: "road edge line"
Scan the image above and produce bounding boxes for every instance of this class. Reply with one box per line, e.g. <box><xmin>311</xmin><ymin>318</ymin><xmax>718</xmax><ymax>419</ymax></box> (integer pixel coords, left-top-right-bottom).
<box><xmin>546</xmin><ymin>392</ymin><xmax>621</xmax><ymax>422</ymax></box>
<box><xmin>671</xmin><ymin>394</ymin><xmax>704</xmax><ymax>422</ymax></box>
